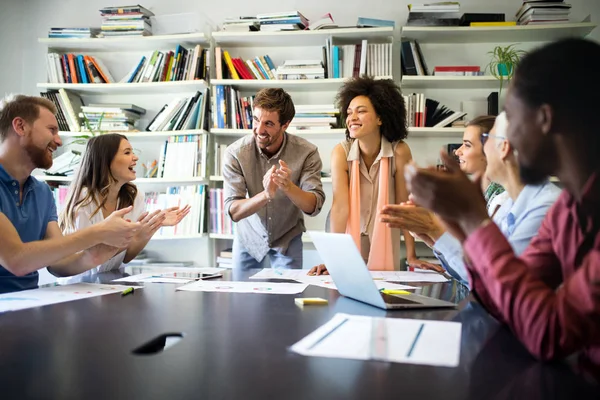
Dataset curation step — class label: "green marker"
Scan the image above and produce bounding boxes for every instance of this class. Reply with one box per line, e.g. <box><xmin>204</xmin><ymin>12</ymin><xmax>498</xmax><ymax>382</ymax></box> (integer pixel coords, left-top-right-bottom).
<box><xmin>121</xmin><ymin>287</ymin><xmax>134</xmax><ymax>297</ymax></box>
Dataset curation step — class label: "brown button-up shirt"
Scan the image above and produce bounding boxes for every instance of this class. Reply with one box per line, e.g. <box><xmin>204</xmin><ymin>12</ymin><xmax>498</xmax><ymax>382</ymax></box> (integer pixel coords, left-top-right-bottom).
<box><xmin>223</xmin><ymin>132</ymin><xmax>325</xmax><ymax>261</ymax></box>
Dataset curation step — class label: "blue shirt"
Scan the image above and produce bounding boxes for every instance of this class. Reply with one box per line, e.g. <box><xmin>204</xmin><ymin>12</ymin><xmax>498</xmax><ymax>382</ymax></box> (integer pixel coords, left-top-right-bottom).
<box><xmin>433</xmin><ymin>181</ymin><xmax>562</xmax><ymax>286</ymax></box>
<box><xmin>0</xmin><ymin>164</ymin><xmax>57</xmax><ymax>294</ymax></box>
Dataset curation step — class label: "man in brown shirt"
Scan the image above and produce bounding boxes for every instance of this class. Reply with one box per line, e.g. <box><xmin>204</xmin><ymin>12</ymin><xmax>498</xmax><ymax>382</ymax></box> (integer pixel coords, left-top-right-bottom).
<box><xmin>222</xmin><ymin>88</ymin><xmax>325</xmax><ymax>270</ymax></box>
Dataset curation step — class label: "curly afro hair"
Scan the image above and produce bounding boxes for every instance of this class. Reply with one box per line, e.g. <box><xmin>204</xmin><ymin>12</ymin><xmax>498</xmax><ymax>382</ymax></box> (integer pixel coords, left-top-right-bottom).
<box><xmin>335</xmin><ymin>76</ymin><xmax>407</xmax><ymax>142</ymax></box>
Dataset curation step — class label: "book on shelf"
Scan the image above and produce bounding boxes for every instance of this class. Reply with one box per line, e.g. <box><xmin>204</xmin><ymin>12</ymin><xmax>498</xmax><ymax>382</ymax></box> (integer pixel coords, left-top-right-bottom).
<box><xmin>121</xmin><ymin>45</ymin><xmax>209</xmax><ymax>83</ymax></box>
<box><xmin>308</xmin><ymin>13</ymin><xmax>336</xmax><ymax>30</ymax></box>
<box><xmin>44</xmin><ymin>150</ymin><xmax>82</xmax><ymax>176</ymax></box>
<box><xmin>516</xmin><ymin>1</ymin><xmax>571</xmax><ymax>25</ymax></box>
<box><xmin>48</xmin><ymin>27</ymin><xmax>100</xmax><ymax>38</ymax></box>
<box><xmin>212</xmin><ymin>86</ymin><xmax>255</xmax><ymax>130</ymax></box>
<box><xmin>80</xmin><ymin>104</ymin><xmax>145</xmax><ymax>132</ymax></box>
<box><xmin>406</xmin><ymin>2</ymin><xmax>461</xmax><ymax>26</ymax></box>
<box><xmin>99</xmin><ymin>4</ymin><xmax>154</xmax><ymax>37</ymax></box>
<box><xmin>256</xmin><ymin>10</ymin><xmax>308</xmax><ymax>31</ymax></box>
<box><xmin>145</xmin><ymin>185</ymin><xmax>208</xmax><ymax>236</ymax></box>
<box><xmin>401</xmin><ymin>40</ymin><xmax>429</xmax><ymax>76</ymax></box>
<box><xmin>356</xmin><ymin>17</ymin><xmax>395</xmax><ymax>28</ymax></box>
<box><xmin>459</xmin><ymin>13</ymin><xmax>505</xmax><ymax>26</ymax></box>
<box><xmin>402</xmin><ymin>95</ymin><xmax>466</xmax><ymax>128</ymax></box>
<box><xmin>45</xmin><ymin>53</ymin><xmax>115</xmax><ymax>84</ymax></box>
<box><xmin>146</xmin><ymin>89</ymin><xmax>209</xmax><ymax>132</ymax></box>
<box><xmin>40</xmin><ymin>89</ymin><xmax>84</xmax><ymax>132</ymax></box>
<box><xmin>209</xmin><ymin>188</ymin><xmax>236</xmax><ymax>235</ymax></box>
<box><xmin>155</xmin><ymin>134</ymin><xmax>209</xmax><ymax>179</ymax></box>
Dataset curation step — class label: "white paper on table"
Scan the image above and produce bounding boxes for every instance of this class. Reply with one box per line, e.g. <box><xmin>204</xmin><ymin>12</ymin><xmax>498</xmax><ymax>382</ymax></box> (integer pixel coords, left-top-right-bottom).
<box><xmin>126</xmin><ymin>266</ymin><xmax>225</xmax><ymax>275</ymax></box>
<box><xmin>112</xmin><ymin>273</ymin><xmax>195</xmax><ymax>284</ymax></box>
<box><xmin>0</xmin><ymin>283</ymin><xmax>142</xmax><ymax>313</ymax></box>
<box><xmin>370</xmin><ymin>271</ymin><xmax>449</xmax><ymax>283</ymax></box>
<box><xmin>290</xmin><ymin>313</ymin><xmax>462</xmax><ymax>367</ymax></box>
<box><xmin>249</xmin><ymin>268</ymin><xmax>416</xmax><ymax>290</ymax></box>
<box><xmin>176</xmin><ymin>280</ymin><xmax>308</xmax><ymax>295</ymax></box>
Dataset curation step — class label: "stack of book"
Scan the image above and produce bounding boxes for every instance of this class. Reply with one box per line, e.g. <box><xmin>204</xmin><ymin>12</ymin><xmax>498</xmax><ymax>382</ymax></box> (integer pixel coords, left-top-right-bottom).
<box><xmin>48</xmin><ymin>27</ymin><xmax>99</xmax><ymax>38</ymax></box>
<box><xmin>221</xmin><ymin>16</ymin><xmax>260</xmax><ymax>32</ymax></box>
<box><xmin>516</xmin><ymin>1</ymin><xmax>571</xmax><ymax>25</ymax></box>
<box><xmin>327</xmin><ymin>41</ymin><xmax>392</xmax><ymax>78</ymax></box>
<box><xmin>146</xmin><ymin>90</ymin><xmax>209</xmax><ymax>132</ymax></box>
<box><xmin>257</xmin><ymin>11</ymin><xmax>308</xmax><ymax>31</ymax></box>
<box><xmin>80</xmin><ymin>103</ymin><xmax>146</xmax><ymax>132</ymax></box>
<box><xmin>99</xmin><ymin>4</ymin><xmax>153</xmax><ymax>37</ymax></box>
<box><xmin>216</xmin><ymin>249</ymin><xmax>233</xmax><ymax>269</ymax></box>
<box><xmin>44</xmin><ymin>150</ymin><xmax>82</xmax><ymax>177</ymax></box>
<box><xmin>121</xmin><ymin>45</ymin><xmax>209</xmax><ymax>83</ymax></box>
<box><xmin>290</xmin><ymin>105</ymin><xmax>339</xmax><ymax>130</ymax></box>
<box><xmin>276</xmin><ymin>60</ymin><xmax>325</xmax><ymax>80</ymax></box>
<box><xmin>406</xmin><ymin>2</ymin><xmax>461</xmax><ymax>26</ymax></box>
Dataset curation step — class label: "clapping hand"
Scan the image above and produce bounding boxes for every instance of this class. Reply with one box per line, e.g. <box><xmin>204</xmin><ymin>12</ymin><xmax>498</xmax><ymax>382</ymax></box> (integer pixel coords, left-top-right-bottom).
<box><xmin>263</xmin><ymin>165</ymin><xmax>278</xmax><ymax>199</ymax></box>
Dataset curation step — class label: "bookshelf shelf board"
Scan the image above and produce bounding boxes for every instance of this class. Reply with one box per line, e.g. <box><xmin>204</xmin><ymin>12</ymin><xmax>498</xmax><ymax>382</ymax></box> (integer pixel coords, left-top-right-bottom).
<box><xmin>37</xmin><ymin>80</ymin><xmax>208</xmax><ymax>94</ymax></box>
<box><xmin>210</xmin><ymin>175</ymin><xmax>332</xmax><ymax>183</ymax></box>
<box><xmin>401</xmin><ymin>22</ymin><xmax>597</xmax><ymax>44</ymax></box>
<box><xmin>212</xmin><ymin>27</ymin><xmax>394</xmax><ymax>47</ymax></box>
<box><xmin>149</xmin><ymin>234</ymin><xmax>207</xmax><ymax>241</ymax></box>
<box><xmin>401</xmin><ymin>75</ymin><xmax>499</xmax><ymax>89</ymax></box>
<box><xmin>211</xmin><ymin>77</ymin><xmax>393</xmax><ymax>91</ymax></box>
<box><xmin>39</xmin><ymin>33</ymin><xmax>208</xmax><ymax>52</ymax></box>
<box><xmin>408</xmin><ymin>127</ymin><xmax>465</xmax><ymax>137</ymax></box>
<box><xmin>59</xmin><ymin>130</ymin><xmax>209</xmax><ymax>138</ymax></box>
<box><xmin>209</xmin><ymin>233</ymin><xmax>234</xmax><ymax>240</ymax></box>
<box><xmin>210</xmin><ymin>128</ymin><xmax>346</xmax><ymax>138</ymax></box>
<box><xmin>36</xmin><ymin>175</ymin><xmax>208</xmax><ymax>184</ymax></box>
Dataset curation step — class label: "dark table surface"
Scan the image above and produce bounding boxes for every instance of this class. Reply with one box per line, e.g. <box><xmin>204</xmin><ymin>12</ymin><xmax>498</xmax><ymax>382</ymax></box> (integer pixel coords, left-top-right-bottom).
<box><xmin>0</xmin><ymin>268</ymin><xmax>598</xmax><ymax>400</ymax></box>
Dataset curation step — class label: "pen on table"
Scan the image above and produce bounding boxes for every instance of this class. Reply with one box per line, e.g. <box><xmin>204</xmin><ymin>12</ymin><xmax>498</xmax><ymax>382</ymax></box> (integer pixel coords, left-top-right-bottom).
<box><xmin>121</xmin><ymin>287</ymin><xmax>134</xmax><ymax>297</ymax></box>
<box><xmin>406</xmin><ymin>323</ymin><xmax>425</xmax><ymax>358</ymax></box>
<box><xmin>273</xmin><ymin>268</ymin><xmax>283</xmax><ymax>276</ymax></box>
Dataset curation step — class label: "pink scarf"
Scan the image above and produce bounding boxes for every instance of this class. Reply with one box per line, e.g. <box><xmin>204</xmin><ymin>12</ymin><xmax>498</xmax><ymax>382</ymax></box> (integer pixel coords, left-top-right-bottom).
<box><xmin>346</xmin><ymin>157</ymin><xmax>394</xmax><ymax>270</ymax></box>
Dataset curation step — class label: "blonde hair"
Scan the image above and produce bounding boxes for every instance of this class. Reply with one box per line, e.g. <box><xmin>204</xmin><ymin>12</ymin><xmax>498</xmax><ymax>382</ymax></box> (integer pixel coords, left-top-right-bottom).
<box><xmin>0</xmin><ymin>94</ymin><xmax>56</xmax><ymax>141</ymax></box>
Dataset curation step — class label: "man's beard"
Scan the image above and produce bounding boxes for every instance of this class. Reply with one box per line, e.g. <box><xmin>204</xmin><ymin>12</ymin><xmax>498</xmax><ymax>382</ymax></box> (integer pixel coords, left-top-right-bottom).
<box><xmin>24</xmin><ymin>143</ymin><xmax>52</xmax><ymax>170</ymax></box>
<box><xmin>519</xmin><ymin>164</ymin><xmax>548</xmax><ymax>185</ymax></box>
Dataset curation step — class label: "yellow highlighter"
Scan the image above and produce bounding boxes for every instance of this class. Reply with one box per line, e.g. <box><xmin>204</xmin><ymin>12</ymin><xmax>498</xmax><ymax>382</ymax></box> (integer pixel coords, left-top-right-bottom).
<box><xmin>380</xmin><ymin>289</ymin><xmax>411</xmax><ymax>295</ymax></box>
<box><xmin>295</xmin><ymin>297</ymin><xmax>329</xmax><ymax>306</ymax></box>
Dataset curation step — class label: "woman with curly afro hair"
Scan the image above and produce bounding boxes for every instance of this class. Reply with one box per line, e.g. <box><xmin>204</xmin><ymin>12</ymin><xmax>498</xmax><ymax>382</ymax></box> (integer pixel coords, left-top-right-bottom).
<box><xmin>309</xmin><ymin>76</ymin><xmax>439</xmax><ymax>275</ymax></box>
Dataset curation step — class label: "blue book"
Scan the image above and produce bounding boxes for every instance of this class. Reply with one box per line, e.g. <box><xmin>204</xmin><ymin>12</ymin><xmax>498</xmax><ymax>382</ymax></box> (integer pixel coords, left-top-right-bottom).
<box><xmin>127</xmin><ymin>56</ymin><xmax>146</xmax><ymax>83</ymax></box>
<box><xmin>76</xmin><ymin>55</ymin><xmax>89</xmax><ymax>84</ymax></box>
<box><xmin>332</xmin><ymin>46</ymin><xmax>339</xmax><ymax>78</ymax></box>
<box><xmin>356</xmin><ymin>17</ymin><xmax>395</xmax><ymax>28</ymax></box>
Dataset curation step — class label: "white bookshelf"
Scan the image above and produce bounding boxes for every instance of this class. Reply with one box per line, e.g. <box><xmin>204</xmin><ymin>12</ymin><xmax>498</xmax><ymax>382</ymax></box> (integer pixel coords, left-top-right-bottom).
<box><xmin>401</xmin><ymin>22</ymin><xmax>597</xmax><ymax>44</ymax></box>
<box><xmin>209</xmin><ymin>175</ymin><xmax>331</xmax><ymax>183</ymax></box>
<box><xmin>401</xmin><ymin>75</ymin><xmax>499</xmax><ymax>89</ymax></box>
<box><xmin>212</xmin><ymin>27</ymin><xmax>394</xmax><ymax>47</ymax></box>
<box><xmin>211</xmin><ymin>77</ymin><xmax>393</xmax><ymax>91</ymax></box>
<box><xmin>35</xmin><ymin>175</ymin><xmax>208</xmax><ymax>184</ymax></box>
<box><xmin>58</xmin><ymin>130</ymin><xmax>209</xmax><ymax>139</ymax></box>
<box><xmin>37</xmin><ymin>81</ymin><xmax>208</xmax><ymax>94</ymax></box>
<box><xmin>39</xmin><ymin>33</ymin><xmax>208</xmax><ymax>52</ymax></box>
<box><xmin>211</xmin><ymin>127</ymin><xmax>463</xmax><ymax>138</ymax></box>
<box><xmin>150</xmin><ymin>233</ymin><xmax>207</xmax><ymax>241</ymax></box>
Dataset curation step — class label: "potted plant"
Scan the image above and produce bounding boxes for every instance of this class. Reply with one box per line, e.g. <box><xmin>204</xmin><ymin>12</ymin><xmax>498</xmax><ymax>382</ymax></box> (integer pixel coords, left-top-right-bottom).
<box><xmin>486</xmin><ymin>44</ymin><xmax>526</xmax><ymax>95</ymax></box>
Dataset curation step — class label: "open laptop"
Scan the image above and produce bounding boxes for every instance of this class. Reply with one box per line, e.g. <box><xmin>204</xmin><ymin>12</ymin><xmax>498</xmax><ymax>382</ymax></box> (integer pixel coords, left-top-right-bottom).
<box><xmin>308</xmin><ymin>231</ymin><xmax>456</xmax><ymax>310</ymax></box>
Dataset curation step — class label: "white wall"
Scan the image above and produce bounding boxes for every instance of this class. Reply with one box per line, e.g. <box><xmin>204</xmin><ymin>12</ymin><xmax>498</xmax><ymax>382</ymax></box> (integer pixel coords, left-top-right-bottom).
<box><xmin>1</xmin><ymin>0</ymin><xmax>599</xmax><ymax>270</ymax></box>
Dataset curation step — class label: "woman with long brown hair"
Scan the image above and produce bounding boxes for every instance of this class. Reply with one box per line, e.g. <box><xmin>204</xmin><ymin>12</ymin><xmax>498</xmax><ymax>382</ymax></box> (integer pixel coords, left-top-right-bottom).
<box><xmin>59</xmin><ymin>133</ymin><xmax>190</xmax><ymax>274</ymax></box>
